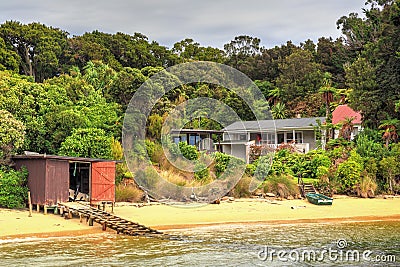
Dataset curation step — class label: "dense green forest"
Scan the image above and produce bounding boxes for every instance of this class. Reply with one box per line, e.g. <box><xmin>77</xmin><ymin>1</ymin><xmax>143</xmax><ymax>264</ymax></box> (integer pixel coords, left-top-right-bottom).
<box><xmin>1</xmin><ymin>0</ymin><xmax>400</xmax><ymax>206</ymax></box>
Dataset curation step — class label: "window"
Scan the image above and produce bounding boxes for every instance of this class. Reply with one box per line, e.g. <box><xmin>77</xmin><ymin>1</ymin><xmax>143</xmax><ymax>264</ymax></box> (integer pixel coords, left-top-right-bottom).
<box><xmin>263</xmin><ymin>133</ymin><xmax>276</xmax><ymax>144</ymax></box>
<box><xmin>295</xmin><ymin>132</ymin><xmax>303</xmax><ymax>143</ymax></box>
<box><xmin>239</xmin><ymin>134</ymin><xmax>247</xmax><ymax>141</ymax></box>
<box><xmin>286</xmin><ymin>133</ymin><xmax>294</xmax><ymax>143</ymax></box>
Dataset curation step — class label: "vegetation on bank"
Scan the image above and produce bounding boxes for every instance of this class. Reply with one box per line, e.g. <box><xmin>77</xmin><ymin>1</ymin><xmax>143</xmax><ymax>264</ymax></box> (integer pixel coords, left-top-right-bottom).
<box><xmin>0</xmin><ymin>0</ymin><xmax>400</xmax><ymax>205</ymax></box>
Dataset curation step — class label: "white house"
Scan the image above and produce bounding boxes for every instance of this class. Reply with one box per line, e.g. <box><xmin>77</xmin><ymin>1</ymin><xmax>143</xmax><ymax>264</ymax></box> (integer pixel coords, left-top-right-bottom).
<box><xmin>220</xmin><ymin>117</ymin><xmax>326</xmax><ymax>163</ymax></box>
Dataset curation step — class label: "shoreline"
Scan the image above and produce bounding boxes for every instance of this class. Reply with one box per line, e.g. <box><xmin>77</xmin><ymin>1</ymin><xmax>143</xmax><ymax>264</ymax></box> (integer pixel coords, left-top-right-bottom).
<box><xmin>1</xmin><ymin>197</ymin><xmax>400</xmax><ymax>239</ymax></box>
<box><xmin>2</xmin><ymin>214</ymin><xmax>400</xmax><ymax>241</ymax></box>
<box><xmin>155</xmin><ymin>214</ymin><xmax>400</xmax><ymax>230</ymax></box>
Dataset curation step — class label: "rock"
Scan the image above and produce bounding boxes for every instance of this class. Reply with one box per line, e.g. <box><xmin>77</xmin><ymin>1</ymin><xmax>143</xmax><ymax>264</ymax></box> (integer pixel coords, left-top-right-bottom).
<box><xmin>367</xmin><ymin>190</ymin><xmax>375</xmax><ymax>198</ymax></box>
<box><xmin>265</xmin><ymin>193</ymin><xmax>275</xmax><ymax>197</ymax></box>
<box><xmin>254</xmin><ymin>189</ymin><xmax>264</xmax><ymax>196</ymax></box>
<box><xmin>287</xmin><ymin>195</ymin><xmax>294</xmax><ymax>200</ymax></box>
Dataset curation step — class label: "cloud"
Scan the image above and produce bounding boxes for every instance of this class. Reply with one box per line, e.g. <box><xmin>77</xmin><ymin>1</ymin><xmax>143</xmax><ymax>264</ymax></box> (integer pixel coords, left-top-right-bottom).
<box><xmin>0</xmin><ymin>0</ymin><xmax>366</xmax><ymax>48</ymax></box>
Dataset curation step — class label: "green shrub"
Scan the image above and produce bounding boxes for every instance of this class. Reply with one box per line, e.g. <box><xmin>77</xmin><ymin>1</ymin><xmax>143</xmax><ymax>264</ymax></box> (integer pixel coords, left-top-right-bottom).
<box><xmin>335</xmin><ymin>160</ymin><xmax>362</xmax><ymax>194</ymax></box>
<box><xmin>0</xmin><ymin>167</ymin><xmax>28</xmax><ymax>209</ymax></box>
<box><xmin>194</xmin><ymin>161</ymin><xmax>210</xmax><ymax>181</ymax></box>
<box><xmin>115</xmin><ymin>184</ymin><xmax>144</xmax><ymax>202</ymax></box>
<box><xmin>255</xmin><ymin>155</ymin><xmax>273</xmax><ymax>179</ymax></box>
<box><xmin>178</xmin><ymin>142</ymin><xmax>199</xmax><ymax>160</ymax></box>
<box><xmin>212</xmin><ymin>151</ymin><xmax>234</xmax><ymax>178</ymax></box>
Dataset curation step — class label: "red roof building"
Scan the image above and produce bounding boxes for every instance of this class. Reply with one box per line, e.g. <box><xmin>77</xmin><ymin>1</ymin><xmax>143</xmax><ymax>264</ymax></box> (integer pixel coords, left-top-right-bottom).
<box><xmin>332</xmin><ymin>104</ymin><xmax>362</xmax><ymax>125</ymax></box>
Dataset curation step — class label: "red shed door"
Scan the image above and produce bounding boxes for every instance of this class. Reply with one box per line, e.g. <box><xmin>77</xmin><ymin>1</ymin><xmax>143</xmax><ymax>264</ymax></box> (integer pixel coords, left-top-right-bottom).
<box><xmin>91</xmin><ymin>162</ymin><xmax>115</xmax><ymax>204</ymax></box>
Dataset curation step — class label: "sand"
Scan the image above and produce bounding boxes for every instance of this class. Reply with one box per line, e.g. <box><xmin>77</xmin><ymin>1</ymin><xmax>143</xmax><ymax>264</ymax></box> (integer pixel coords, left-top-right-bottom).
<box><xmin>0</xmin><ymin>208</ymin><xmax>103</xmax><ymax>239</ymax></box>
<box><xmin>1</xmin><ymin>196</ymin><xmax>400</xmax><ymax>239</ymax></box>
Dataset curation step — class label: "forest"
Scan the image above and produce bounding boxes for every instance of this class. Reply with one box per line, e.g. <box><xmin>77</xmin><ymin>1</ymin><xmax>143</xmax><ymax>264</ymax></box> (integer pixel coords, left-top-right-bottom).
<box><xmin>0</xmin><ymin>0</ymin><xmax>399</xmax><ymax>207</ymax></box>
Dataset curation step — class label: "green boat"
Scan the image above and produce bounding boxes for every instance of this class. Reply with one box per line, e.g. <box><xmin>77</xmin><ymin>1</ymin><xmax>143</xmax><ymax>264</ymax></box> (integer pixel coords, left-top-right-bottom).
<box><xmin>306</xmin><ymin>193</ymin><xmax>333</xmax><ymax>205</ymax></box>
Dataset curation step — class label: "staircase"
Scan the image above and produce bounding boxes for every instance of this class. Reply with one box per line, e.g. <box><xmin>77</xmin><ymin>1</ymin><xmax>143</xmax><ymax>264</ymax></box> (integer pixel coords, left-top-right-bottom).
<box><xmin>297</xmin><ymin>176</ymin><xmax>317</xmax><ymax>197</ymax></box>
<box><xmin>301</xmin><ymin>183</ymin><xmax>317</xmax><ymax>196</ymax></box>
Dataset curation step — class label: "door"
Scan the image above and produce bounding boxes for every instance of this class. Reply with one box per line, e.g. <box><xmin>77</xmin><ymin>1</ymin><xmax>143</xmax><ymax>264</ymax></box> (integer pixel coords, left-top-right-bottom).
<box><xmin>91</xmin><ymin>161</ymin><xmax>115</xmax><ymax>204</ymax></box>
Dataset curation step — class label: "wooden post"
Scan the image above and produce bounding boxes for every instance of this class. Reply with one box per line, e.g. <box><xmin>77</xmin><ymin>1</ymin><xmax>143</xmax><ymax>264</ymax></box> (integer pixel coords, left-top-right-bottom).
<box><xmin>44</xmin><ymin>205</ymin><xmax>47</xmax><ymax>215</ymax></box>
<box><xmin>28</xmin><ymin>191</ymin><xmax>32</xmax><ymax>217</ymax></box>
<box><xmin>60</xmin><ymin>207</ymin><xmax>64</xmax><ymax>217</ymax></box>
<box><xmin>89</xmin><ymin>217</ymin><xmax>93</xmax><ymax>226</ymax></box>
<box><xmin>111</xmin><ymin>202</ymin><xmax>114</xmax><ymax>214</ymax></box>
<box><xmin>68</xmin><ymin>211</ymin><xmax>72</xmax><ymax>219</ymax></box>
<box><xmin>102</xmin><ymin>202</ymin><xmax>105</xmax><ymax>211</ymax></box>
<box><xmin>79</xmin><ymin>213</ymin><xmax>83</xmax><ymax>223</ymax></box>
<box><xmin>36</xmin><ymin>204</ymin><xmax>40</xmax><ymax>212</ymax></box>
<box><xmin>102</xmin><ymin>222</ymin><xmax>107</xmax><ymax>231</ymax></box>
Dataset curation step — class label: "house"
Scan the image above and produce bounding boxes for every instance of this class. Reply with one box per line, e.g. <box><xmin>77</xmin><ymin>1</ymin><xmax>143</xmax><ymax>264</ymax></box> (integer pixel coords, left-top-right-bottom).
<box><xmin>220</xmin><ymin>117</ymin><xmax>326</xmax><ymax>162</ymax></box>
<box><xmin>13</xmin><ymin>154</ymin><xmax>117</xmax><ymax>207</ymax></box>
<box><xmin>170</xmin><ymin>129</ymin><xmax>223</xmax><ymax>152</ymax></box>
<box><xmin>332</xmin><ymin>104</ymin><xmax>363</xmax><ymax>140</ymax></box>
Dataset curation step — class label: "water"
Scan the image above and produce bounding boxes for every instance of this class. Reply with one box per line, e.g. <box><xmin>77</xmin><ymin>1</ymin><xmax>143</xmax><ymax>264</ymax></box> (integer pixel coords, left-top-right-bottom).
<box><xmin>0</xmin><ymin>221</ymin><xmax>399</xmax><ymax>266</ymax></box>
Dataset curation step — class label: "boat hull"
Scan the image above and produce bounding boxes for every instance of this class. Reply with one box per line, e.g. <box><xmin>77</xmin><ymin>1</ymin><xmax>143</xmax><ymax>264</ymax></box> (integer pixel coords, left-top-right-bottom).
<box><xmin>306</xmin><ymin>193</ymin><xmax>333</xmax><ymax>205</ymax></box>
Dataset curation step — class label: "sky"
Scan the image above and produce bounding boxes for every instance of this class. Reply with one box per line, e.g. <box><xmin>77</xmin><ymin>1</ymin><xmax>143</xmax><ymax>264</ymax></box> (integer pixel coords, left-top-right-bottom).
<box><xmin>0</xmin><ymin>0</ymin><xmax>367</xmax><ymax>49</ymax></box>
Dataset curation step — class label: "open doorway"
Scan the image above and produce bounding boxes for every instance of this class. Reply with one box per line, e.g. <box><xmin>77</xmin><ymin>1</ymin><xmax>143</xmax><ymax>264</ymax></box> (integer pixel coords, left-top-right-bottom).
<box><xmin>69</xmin><ymin>162</ymin><xmax>90</xmax><ymax>201</ymax></box>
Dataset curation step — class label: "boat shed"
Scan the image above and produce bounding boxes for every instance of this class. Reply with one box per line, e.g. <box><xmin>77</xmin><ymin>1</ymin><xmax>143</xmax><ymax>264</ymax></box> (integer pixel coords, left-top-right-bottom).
<box><xmin>12</xmin><ymin>154</ymin><xmax>117</xmax><ymax>206</ymax></box>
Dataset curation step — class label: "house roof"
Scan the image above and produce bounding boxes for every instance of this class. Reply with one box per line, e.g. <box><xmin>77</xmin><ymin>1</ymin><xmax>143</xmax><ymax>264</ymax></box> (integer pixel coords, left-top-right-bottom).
<box><xmin>332</xmin><ymin>105</ymin><xmax>362</xmax><ymax>125</ymax></box>
<box><xmin>170</xmin><ymin>129</ymin><xmax>224</xmax><ymax>135</ymax></box>
<box><xmin>223</xmin><ymin>117</ymin><xmax>326</xmax><ymax>132</ymax></box>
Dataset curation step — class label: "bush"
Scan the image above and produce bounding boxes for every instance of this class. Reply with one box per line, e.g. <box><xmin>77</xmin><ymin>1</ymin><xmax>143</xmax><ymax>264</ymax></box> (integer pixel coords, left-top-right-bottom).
<box><xmin>134</xmin><ymin>167</ymin><xmax>159</xmax><ymax>190</ymax></box>
<box><xmin>229</xmin><ymin>175</ymin><xmax>252</xmax><ymax>198</ymax></box>
<box><xmin>356</xmin><ymin>174</ymin><xmax>377</xmax><ymax>198</ymax></box>
<box><xmin>0</xmin><ymin>167</ymin><xmax>28</xmax><ymax>209</ymax></box>
<box><xmin>115</xmin><ymin>184</ymin><xmax>144</xmax><ymax>202</ymax></box>
<box><xmin>212</xmin><ymin>152</ymin><xmax>234</xmax><ymax>178</ymax></box>
<box><xmin>335</xmin><ymin>160</ymin><xmax>362</xmax><ymax>194</ymax></box>
<box><xmin>178</xmin><ymin>142</ymin><xmax>199</xmax><ymax>160</ymax></box>
<box><xmin>194</xmin><ymin>161</ymin><xmax>210</xmax><ymax>181</ymax></box>
<box><xmin>261</xmin><ymin>174</ymin><xmax>299</xmax><ymax>198</ymax></box>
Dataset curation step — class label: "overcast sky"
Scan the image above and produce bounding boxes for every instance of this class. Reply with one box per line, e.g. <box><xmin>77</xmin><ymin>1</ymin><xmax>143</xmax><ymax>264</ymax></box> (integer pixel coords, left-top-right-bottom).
<box><xmin>0</xmin><ymin>0</ymin><xmax>367</xmax><ymax>49</ymax></box>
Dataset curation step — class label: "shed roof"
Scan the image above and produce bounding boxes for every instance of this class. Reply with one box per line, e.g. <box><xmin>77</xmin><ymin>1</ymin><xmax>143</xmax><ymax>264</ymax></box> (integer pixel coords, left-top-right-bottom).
<box><xmin>223</xmin><ymin>117</ymin><xmax>326</xmax><ymax>132</ymax></box>
<box><xmin>13</xmin><ymin>154</ymin><xmax>120</xmax><ymax>163</ymax></box>
<box><xmin>332</xmin><ymin>105</ymin><xmax>362</xmax><ymax>125</ymax></box>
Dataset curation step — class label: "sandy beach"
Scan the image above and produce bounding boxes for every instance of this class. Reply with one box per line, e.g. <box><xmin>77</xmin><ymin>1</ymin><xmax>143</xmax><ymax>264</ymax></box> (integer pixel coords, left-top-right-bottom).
<box><xmin>1</xmin><ymin>196</ymin><xmax>400</xmax><ymax>239</ymax></box>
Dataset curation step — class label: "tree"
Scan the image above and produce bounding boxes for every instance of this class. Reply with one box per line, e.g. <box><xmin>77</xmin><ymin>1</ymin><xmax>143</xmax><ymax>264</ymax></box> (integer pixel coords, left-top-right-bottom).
<box><xmin>275</xmin><ymin>50</ymin><xmax>324</xmax><ymax>103</ymax></box>
<box><xmin>224</xmin><ymin>35</ymin><xmax>262</xmax><ymax>78</ymax></box>
<box><xmin>0</xmin><ymin>21</ymin><xmax>68</xmax><ymax>81</ymax></box>
<box><xmin>0</xmin><ymin>110</ymin><xmax>25</xmax><ymax>165</ymax></box>
<box><xmin>346</xmin><ymin>57</ymin><xmax>382</xmax><ymax>127</ymax></box>
<box><xmin>59</xmin><ymin>128</ymin><xmax>113</xmax><ymax>159</ymax></box>
<box><xmin>379</xmin><ymin>119</ymin><xmax>399</xmax><ymax>147</ymax></box>
<box><xmin>271</xmin><ymin>102</ymin><xmax>287</xmax><ymax>119</ymax></box>
<box><xmin>339</xmin><ymin>117</ymin><xmax>354</xmax><ymax>141</ymax></box>
<box><xmin>319</xmin><ymin>72</ymin><xmax>337</xmax><ymax>120</ymax></box>
<box><xmin>0</xmin><ymin>37</ymin><xmax>19</xmax><ymax>71</ymax></box>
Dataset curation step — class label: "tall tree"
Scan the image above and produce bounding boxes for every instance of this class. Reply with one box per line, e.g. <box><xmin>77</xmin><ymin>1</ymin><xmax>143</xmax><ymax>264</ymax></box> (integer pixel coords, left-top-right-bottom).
<box><xmin>0</xmin><ymin>21</ymin><xmax>68</xmax><ymax>81</ymax></box>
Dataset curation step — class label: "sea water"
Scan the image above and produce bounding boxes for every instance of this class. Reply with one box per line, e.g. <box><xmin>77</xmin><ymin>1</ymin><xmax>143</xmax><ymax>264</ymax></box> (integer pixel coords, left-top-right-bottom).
<box><xmin>0</xmin><ymin>221</ymin><xmax>399</xmax><ymax>266</ymax></box>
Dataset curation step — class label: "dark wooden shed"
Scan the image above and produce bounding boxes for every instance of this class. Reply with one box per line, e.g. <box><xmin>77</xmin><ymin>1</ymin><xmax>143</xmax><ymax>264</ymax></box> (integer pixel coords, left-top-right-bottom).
<box><xmin>13</xmin><ymin>154</ymin><xmax>116</xmax><ymax>206</ymax></box>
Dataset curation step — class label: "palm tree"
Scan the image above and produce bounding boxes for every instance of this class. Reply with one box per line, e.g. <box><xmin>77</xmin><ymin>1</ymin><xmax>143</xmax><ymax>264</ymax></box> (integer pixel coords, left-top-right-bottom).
<box><xmin>379</xmin><ymin>118</ymin><xmax>400</xmax><ymax>147</ymax></box>
<box><xmin>267</xmin><ymin>87</ymin><xmax>283</xmax><ymax>105</ymax></box>
<box><xmin>319</xmin><ymin>72</ymin><xmax>337</xmax><ymax>120</ymax></box>
<box><xmin>319</xmin><ymin>72</ymin><xmax>337</xmax><ymax>142</ymax></box>
<box><xmin>271</xmin><ymin>102</ymin><xmax>287</xmax><ymax>119</ymax></box>
<box><xmin>339</xmin><ymin>117</ymin><xmax>354</xmax><ymax>141</ymax></box>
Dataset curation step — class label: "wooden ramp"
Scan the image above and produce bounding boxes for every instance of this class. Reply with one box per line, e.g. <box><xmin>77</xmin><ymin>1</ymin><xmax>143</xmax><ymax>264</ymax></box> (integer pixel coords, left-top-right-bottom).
<box><xmin>58</xmin><ymin>202</ymin><xmax>171</xmax><ymax>239</ymax></box>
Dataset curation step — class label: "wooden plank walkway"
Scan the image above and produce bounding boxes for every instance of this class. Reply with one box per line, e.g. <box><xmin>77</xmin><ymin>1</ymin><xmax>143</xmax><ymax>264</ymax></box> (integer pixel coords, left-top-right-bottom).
<box><xmin>58</xmin><ymin>202</ymin><xmax>172</xmax><ymax>239</ymax></box>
